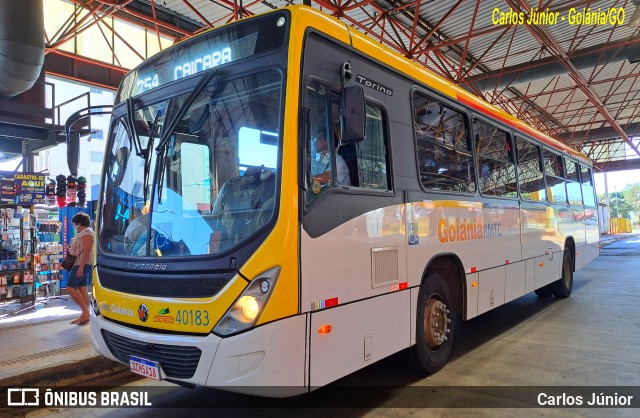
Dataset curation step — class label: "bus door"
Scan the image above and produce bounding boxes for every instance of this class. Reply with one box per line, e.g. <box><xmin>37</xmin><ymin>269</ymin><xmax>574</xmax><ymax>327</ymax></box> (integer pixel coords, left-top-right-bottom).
<box><xmin>299</xmin><ymin>32</ymin><xmax>407</xmax><ymax>387</ymax></box>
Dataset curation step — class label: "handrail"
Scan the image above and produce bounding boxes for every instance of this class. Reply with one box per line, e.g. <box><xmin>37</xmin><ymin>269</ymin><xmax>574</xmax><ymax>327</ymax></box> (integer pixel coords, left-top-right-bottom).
<box><xmin>55</xmin><ymin>91</ymin><xmax>91</xmax><ymax>127</ymax></box>
<box><xmin>65</xmin><ymin>105</ymin><xmax>113</xmax><ymax>176</ymax></box>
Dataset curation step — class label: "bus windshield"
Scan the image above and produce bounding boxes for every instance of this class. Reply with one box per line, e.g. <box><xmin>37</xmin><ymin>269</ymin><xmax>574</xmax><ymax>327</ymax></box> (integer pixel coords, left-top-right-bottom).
<box><xmin>100</xmin><ymin>69</ymin><xmax>283</xmax><ymax>258</ymax></box>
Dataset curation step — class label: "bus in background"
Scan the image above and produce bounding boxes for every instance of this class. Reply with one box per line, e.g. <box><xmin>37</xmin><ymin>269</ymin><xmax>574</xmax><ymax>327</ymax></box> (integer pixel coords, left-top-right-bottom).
<box><xmin>77</xmin><ymin>5</ymin><xmax>599</xmax><ymax>397</ymax></box>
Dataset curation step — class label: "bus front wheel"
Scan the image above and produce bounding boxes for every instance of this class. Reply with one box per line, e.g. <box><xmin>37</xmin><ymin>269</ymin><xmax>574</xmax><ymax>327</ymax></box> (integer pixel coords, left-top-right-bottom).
<box><xmin>410</xmin><ymin>273</ymin><xmax>454</xmax><ymax>374</ymax></box>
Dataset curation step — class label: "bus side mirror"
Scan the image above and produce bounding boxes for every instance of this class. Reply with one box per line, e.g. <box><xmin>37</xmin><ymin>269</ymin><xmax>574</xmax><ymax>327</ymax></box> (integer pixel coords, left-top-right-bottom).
<box><xmin>341</xmin><ymin>86</ymin><xmax>365</xmax><ymax>144</ymax></box>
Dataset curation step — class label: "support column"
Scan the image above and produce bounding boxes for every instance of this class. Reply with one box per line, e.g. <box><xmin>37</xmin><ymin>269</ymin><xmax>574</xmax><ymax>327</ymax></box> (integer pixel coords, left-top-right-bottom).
<box><xmin>24</xmin><ymin>153</ymin><xmax>36</xmax><ymax>172</ymax></box>
<box><xmin>604</xmin><ymin>171</ymin><xmax>610</xmax><ymax>207</ymax></box>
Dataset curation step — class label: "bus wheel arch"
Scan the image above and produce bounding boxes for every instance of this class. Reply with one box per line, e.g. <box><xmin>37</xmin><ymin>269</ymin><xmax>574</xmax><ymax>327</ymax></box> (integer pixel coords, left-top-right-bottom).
<box><xmin>419</xmin><ymin>254</ymin><xmax>465</xmax><ymax>316</ymax></box>
<box><xmin>410</xmin><ymin>254</ymin><xmax>464</xmax><ymax>374</ymax></box>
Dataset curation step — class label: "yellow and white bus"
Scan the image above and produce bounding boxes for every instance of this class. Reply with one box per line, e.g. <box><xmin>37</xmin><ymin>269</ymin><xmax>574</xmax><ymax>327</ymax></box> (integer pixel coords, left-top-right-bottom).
<box><xmin>83</xmin><ymin>5</ymin><xmax>599</xmax><ymax>397</ymax></box>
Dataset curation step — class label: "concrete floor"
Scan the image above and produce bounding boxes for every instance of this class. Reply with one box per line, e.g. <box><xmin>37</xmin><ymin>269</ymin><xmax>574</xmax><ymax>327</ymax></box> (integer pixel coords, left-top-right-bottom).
<box><xmin>15</xmin><ymin>237</ymin><xmax>640</xmax><ymax>418</ymax></box>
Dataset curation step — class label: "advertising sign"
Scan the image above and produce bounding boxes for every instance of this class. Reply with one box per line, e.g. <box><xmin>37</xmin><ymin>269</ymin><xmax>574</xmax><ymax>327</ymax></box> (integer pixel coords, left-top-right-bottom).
<box><xmin>0</xmin><ymin>171</ymin><xmax>46</xmax><ymax>205</ymax></box>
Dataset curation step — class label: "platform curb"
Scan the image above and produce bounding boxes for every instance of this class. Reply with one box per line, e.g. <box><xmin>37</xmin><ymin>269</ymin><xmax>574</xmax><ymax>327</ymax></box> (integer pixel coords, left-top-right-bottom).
<box><xmin>599</xmin><ymin>233</ymin><xmax>639</xmax><ymax>247</ymax></box>
<box><xmin>0</xmin><ymin>354</ymin><xmax>128</xmax><ymax>388</ymax></box>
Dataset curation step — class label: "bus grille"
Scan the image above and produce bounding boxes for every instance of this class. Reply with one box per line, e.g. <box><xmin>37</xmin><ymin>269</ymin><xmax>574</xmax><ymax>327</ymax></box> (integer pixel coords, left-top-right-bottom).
<box><xmin>97</xmin><ymin>267</ymin><xmax>230</xmax><ymax>298</ymax></box>
<box><xmin>101</xmin><ymin>329</ymin><xmax>202</xmax><ymax>379</ymax></box>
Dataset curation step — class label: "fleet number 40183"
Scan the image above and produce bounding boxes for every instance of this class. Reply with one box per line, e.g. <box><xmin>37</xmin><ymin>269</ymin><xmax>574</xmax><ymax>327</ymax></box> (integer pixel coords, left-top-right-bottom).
<box><xmin>175</xmin><ymin>309</ymin><xmax>210</xmax><ymax>326</ymax></box>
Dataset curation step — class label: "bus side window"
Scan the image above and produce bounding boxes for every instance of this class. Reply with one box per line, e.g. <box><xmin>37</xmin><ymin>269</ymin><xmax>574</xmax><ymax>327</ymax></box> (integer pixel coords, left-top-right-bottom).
<box><xmin>305</xmin><ymin>81</ymin><xmax>335</xmax><ymax>202</ymax></box>
<box><xmin>580</xmin><ymin>165</ymin><xmax>596</xmax><ymax>206</ymax></box>
<box><xmin>515</xmin><ymin>137</ymin><xmax>546</xmax><ymax>202</ymax></box>
<box><xmin>473</xmin><ymin>118</ymin><xmax>516</xmax><ymax>197</ymax></box>
<box><xmin>352</xmin><ymin>103</ymin><xmax>390</xmax><ymax>190</ymax></box>
<box><xmin>542</xmin><ymin>149</ymin><xmax>567</xmax><ymax>205</ymax></box>
<box><xmin>565</xmin><ymin>159</ymin><xmax>583</xmax><ymax>206</ymax></box>
<box><xmin>413</xmin><ymin>91</ymin><xmax>476</xmax><ymax>193</ymax></box>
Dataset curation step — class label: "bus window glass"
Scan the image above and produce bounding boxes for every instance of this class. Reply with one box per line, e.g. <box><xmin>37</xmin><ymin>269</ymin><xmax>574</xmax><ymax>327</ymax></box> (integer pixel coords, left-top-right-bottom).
<box><xmin>180</xmin><ymin>142</ymin><xmax>211</xmax><ymax>211</ymax></box>
<box><xmin>515</xmin><ymin>137</ymin><xmax>546</xmax><ymax>202</ymax></box>
<box><xmin>101</xmin><ymin>107</ymin><xmax>165</xmax><ymax>255</ymax></box>
<box><xmin>564</xmin><ymin>158</ymin><xmax>583</xmax><ymax>206</ymax></box>
<box><xmin>413</xmin><ymin>92</ymin><xmax>475</xmax><ymax>193</ymax></box>
<box><xmin>238</xmin><ymin>128</ymin><xmax>278</xmax><ymax>173</ymax></box>
<box><xmin>542</xmin><ymin>149</ymin><xmax>567</xmax><ymax>204</ymax></box>
<box><xmin>352</xmin><ymin>104</ymin><xmax>389</xmax><ymax>190</ymax></box>
<box><xmin>101</xmin><ymin>70</ymin><xmax>283</xmax><ymax>257</ymax></box>
<box><xmin>473</xmin><ymin>119</ymin><xmax>516</xmax><ymax>197</ymax></box>
<box><xmin>580</xmin><ymin>165</ymin><xmax>596</xmax><ymax>206</ymax></box>
<box><xmin>305</xmin><ymin>82</ymin><xmax>336</xmax><ymax>202</ymax></box>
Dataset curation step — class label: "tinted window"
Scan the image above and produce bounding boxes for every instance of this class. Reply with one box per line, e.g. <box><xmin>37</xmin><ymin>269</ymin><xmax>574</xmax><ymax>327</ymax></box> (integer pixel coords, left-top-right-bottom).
<box><xmin>352</xmin><ymin>104</ymin><xmax>390</xmax><ymax>190</ymax></box>
<box><xmin>414</xmin><ymin>92</ymin><xmax>475</xmax><ymax>193</ymax></box>
<box><xmin>580</xmin><ymin>165</ymin><xmax>596</xmax><ymax>206</ymax></box>
<box><xmin>542</xmin><ymin>149</ymin><xmax>567</xmax><ymax>204</ymax></box>
<box><xmin>516</xmin><ymin>137</ymin><xmax>546</xmax><ymax>202</ymax></box>
<box><xmin>305</xmin><ymin>82</ymin><xmax>391</xmax><ymax>205</ymax></box>
<box><xmin>564</xmin><ymin>159</ymin><xmax>583</xmax><ymax>206</ymax></box>
<box><xmin>474</xmin><ymin>119</ymin><xmax>516</xmax><ymax>197</ymax></box>
<box><xmin>305</xmin><ymin>81</ymin><xmax>337</xmax><ymax>202</ymax></box>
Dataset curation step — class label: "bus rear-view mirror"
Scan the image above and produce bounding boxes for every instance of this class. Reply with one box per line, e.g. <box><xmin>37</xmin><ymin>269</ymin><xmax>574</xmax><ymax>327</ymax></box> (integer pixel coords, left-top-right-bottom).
<box><xmin>341</xmin><ymin>86</ymin><xmax>366</xmax><ymax>144</ymax></box>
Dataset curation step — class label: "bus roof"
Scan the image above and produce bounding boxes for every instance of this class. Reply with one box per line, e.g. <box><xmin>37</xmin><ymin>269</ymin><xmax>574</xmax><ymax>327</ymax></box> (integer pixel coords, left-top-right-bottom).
<box><xmin>291</xmin><ymin>6</ymin><xmax>591</xmax><ymax>166</ymax></box>
<box><xmin>121</xmin><ymin>5</ymin><xmax>590</xmax><ymax>166</ymax></box>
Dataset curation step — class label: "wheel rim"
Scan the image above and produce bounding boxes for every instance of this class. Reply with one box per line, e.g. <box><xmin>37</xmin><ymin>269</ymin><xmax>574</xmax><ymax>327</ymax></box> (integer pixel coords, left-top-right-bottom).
<box><xmin>424</xmin><ymin>297</ymin><xmax>450</xmax><ymax>349</ymax></box>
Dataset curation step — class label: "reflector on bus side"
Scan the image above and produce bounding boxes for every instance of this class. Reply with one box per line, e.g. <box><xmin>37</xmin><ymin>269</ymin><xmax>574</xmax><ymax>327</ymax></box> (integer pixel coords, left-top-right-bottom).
<box><xmin>318</xmin><ymin>324</ymin><xmax>332</xmax><ymax>334</ymax></box>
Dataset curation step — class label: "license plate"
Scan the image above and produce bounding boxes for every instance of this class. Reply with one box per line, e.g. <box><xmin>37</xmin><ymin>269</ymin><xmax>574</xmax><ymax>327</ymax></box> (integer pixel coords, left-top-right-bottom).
<box><xmin>129</xmin><ymin>356</ymin><xmax>161</xmax><ymax>380</ymax></box>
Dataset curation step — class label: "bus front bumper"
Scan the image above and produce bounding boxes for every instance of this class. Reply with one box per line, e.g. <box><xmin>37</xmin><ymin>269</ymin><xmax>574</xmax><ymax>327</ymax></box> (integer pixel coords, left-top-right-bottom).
<box><xmin>90</xmin><ymin>312</ymin><xmax>308</xmax><ymax>397</ymax></box>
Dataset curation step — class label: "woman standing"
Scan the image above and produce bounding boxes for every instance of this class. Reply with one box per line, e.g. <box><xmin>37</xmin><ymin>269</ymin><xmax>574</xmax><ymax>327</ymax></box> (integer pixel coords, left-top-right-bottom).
<box><xmin>67</xmin><ymin>212</ymin><xmax>94</xmax><ymax>325</ymax></box>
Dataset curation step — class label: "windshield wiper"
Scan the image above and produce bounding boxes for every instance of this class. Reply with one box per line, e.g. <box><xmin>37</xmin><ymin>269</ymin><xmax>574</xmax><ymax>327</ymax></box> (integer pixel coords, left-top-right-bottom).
<box><xmin>154</xmin><ymin>69</ymin><xmax>219</xmax><ymax>204</ymax></box>
<box><xmin>126</xmin><ymin>98</ymin><xmax>145</xmax><ymax>157</ymax></box>
<box><xmin>143</xmin><ymin>108</ymin><xmax>163</xmax><ymax>203</ymax></box>
<box><xmin>145</xmin><ymin>70</ymin><xmax>219</xmax><ymax>256</ymax></box>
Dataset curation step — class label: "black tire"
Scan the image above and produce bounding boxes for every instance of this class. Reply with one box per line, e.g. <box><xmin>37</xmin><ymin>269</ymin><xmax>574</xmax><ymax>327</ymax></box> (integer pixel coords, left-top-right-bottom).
<box><xmin>551</xmin><ymin>249</ymin><xmax>573</xmax><ymax>298</ymax></box>
<box><xmin>409</xmin><ymin>273</ymin><xmax>454</xmax><ymax>374</ymax></box>
<box><xmin>534</xmin><ymin>284</ymin><xmax>552</xmax><ymax>297</ymax></box>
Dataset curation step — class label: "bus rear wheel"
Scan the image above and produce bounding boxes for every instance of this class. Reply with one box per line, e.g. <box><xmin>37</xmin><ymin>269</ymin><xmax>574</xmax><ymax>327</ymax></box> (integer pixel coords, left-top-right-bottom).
<box><xmin>551</xmin><ymin>249</ymin><xmax>573</xmax><ymax>298</ymax></box>
<box><xmin>410</xmin><ymin>273</ymin><xmax>454</xmax><ymax>374</ymax></box>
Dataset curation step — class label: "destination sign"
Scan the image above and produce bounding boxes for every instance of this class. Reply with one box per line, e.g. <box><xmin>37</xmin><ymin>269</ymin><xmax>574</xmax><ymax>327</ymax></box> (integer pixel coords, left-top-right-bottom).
<box><xmin>116</xmin><ymin>11</ymin><xmax>289</xmax><ymax>103</ymax></box>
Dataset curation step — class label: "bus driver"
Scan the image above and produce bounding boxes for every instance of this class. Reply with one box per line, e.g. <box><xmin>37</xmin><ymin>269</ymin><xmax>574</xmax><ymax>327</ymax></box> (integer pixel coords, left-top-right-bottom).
<box><xmin>311</xmin><ymin>128</ymin><xmax>351</xmax><ymax>187</ymax></box>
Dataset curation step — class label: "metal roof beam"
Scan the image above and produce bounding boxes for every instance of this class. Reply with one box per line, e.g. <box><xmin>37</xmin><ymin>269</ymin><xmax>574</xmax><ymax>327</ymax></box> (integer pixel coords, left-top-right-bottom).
<box><xmin>504</xmin><ymin>0</ymin><xmax>640</xmax><ymax>158</ymax></box>
<box><xmin>561</xmin><ymin>123</ymin><xmax>640</xmax><ymax>144</ymax></box>
<box><xmin>598</xmin><ymin>158</ymin><xmax>640</xmax><ymax>171</ymax></box>
<box><xmin>464</xmin><ymin>37</ymin><xmax>640</xmax><ymax>92</ymax></box>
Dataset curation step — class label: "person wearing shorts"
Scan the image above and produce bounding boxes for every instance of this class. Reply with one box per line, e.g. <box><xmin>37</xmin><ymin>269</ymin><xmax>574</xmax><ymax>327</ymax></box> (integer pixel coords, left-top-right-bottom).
<box><xmin>67</xmin><ymin>212</ymin><xmax>94</xmax><ymax>325</ymax></box>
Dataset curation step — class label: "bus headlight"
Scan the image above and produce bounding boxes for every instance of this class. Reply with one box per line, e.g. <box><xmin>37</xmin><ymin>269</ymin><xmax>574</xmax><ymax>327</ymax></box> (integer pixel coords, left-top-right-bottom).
<box><xmin>238</xmin><ymin>296</ymin><xmax>259</xmax><ymax>321</ymax></box>
<box><xmin>213</xmin><ymin>266</ymin><xmax>280</xmax><ymax>336</ymax></box>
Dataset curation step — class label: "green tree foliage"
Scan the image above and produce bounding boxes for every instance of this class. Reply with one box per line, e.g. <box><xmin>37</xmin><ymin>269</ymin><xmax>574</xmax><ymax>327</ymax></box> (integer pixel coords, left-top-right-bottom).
<box><xmin>609</xmin><ymin>191</ymin><xmax>631</xmax><ymax>218</ymax></box>
<box><xmin>622</xmin><ymin>183</ymin><xmax>640</xmax><ymax>216</ymax></box>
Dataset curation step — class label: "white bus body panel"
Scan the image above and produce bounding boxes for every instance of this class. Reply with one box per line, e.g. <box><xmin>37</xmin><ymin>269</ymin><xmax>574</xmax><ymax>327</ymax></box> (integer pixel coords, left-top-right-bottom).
<box><xmin>477</xmin><ymin>266</ymin><xmax>505</xmax><ymax>316</ymax></box>
<box><xmin>581</xmin><ymin>216</ymin><xmax>600</xmax><ymax>268</ymax></box>
<box><xmin>505</xmin><ymin>261</ymin><xmax>526</xmax><ymax>303</ymax></box>
<box><xmin>207</xmin><ymin>314</ymin><xmax>307</xmax><ymax>397</ymax></box>
<box><xmin>309</xmin><ymin>290</ymin><xmax>410</xmax><ymax>388</ymax></box>
<box><xmin>406</xmin><ymin>201</ymin><xmax>522</xmax><ymax>279</ymax></box>
<box><xmin>534</xmin><ymin>251</ymin><xmax>562</xmax><ymax>289</ymax></box>
<box><xmin>300</xmin><ymin>206</ymin><xmax>408</xmax><ymax>310</ymax></box>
